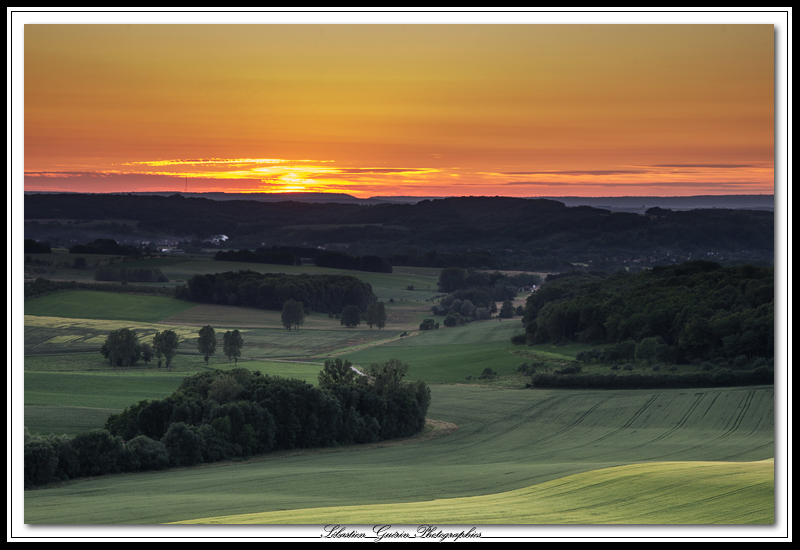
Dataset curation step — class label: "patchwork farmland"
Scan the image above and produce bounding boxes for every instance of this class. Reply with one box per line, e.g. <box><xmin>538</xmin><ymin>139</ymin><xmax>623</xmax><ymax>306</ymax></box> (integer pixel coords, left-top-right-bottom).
<box><xmin>22</xmin><ymin>256</ymin><xmax>774</xmax><ymax>526</ymax></box>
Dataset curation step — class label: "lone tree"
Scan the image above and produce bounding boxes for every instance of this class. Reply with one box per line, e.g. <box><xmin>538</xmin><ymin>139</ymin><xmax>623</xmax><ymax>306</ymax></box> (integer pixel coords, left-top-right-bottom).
<box><xmin>140</xmin><ymin>342</ymin><xmax>154</xmax><ymax>364</ymax></box>
<box><xmin>223</xmin><ymin>329</ymin><xmax>244</xmax><ymax>365</ymax></box>
<box><xmin>340</xmin><ymin>305</ymin><xmax>361</xmax><ymax>328</ymax></box>
<box><xmin>281</xmin><ymin>299</ymin><xmax>305</xmax><ymax>330</ymax></box>
<box><xmin>376</xmin><ymin>302</ymin><xmax>387</xmax><ymax>329</ymax></box>
<box><xmin>365</xmin><ymin>302</ymin><xmax>388</xmax><ymax>329</ymax></box>
<box><xmin>197</xmin><ymin>325</ymin><xmax>217</xmax><ymax>366</ymax></box>
<box><xmin>499</xmin><ymin>300</ymin><xmax>515</xmax><ymax>319</ymax></box>
<box><xmin>153</xmin><ymin>330</ymin><xmax>180</xmax><ymax>371</ymax></box>
<box><xmin>365</xmin><ymin>303</ymin><xmax>378</xmax><ymax>329</ymax></box>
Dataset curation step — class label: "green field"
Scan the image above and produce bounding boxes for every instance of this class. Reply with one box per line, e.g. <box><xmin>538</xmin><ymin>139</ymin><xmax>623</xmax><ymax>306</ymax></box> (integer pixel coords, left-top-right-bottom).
<box><xmin>174</xmin><ymin>460</ymin><xmax>774</xmax><ymax>524</ymax></box>
<box><xmin>25</xmin><ymin>291</ymin><xmax>197</xmax><ymax>322</ymax></box>
<box><xmin>21</xmin><ymin>265</ymin><xmax>776</xmax><ymax>526</ymax></box>
<box><xmin>24</xmin><ymin>385</ymin><xmax>774</xmax><ymax>524</ymax></box>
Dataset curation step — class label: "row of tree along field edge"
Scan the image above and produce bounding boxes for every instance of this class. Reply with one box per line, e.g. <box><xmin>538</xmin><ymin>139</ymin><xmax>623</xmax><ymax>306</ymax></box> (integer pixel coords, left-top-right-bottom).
<box><xmin>93</xmin><ymin>266</ymin><xmax>169</xmax><ymax>283</ymax></box>
<box><xmin>214</xmin><ymin>248</ymin><xmax>393</xmax><ymax>274</ymax></box>
<box><xmin>25</xmin><ymin>359</ymin><xmax>431</xmax><ymax>488</ymax></box>
<box><xmin>176</xmin><ymin>270</ymin><xmax>377</xmax><ymax>313</ymax></box>
<box><xmin>518</xmin><ymin>261</ymin><xmax>773</xmax><ymax>368</ymax></box>
<box><xmin>527</xmin><ymin>368</ymin><xmax>774</xmax><ymax>389</ymax></box>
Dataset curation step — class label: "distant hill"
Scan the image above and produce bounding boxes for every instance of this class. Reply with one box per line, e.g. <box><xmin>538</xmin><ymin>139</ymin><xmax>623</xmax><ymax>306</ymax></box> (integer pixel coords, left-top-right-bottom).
<box><xmin>25</xmin><ymin>192</ymin><xmax>773</xmax><ymax>211</ymax></box>
<box><xmin>541</xmin><ymin>195</ymin><xmax>774</xmax><ymax>212</ymax></box>
<box><xmin>24</xmin><ymin>193</ymin><xmax>774</xmax><ymax>270</ymax></box>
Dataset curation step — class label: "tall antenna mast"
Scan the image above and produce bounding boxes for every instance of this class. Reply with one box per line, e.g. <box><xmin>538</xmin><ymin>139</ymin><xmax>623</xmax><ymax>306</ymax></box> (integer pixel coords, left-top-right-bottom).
<box><xmin>185</xmin><ymin>175</ymin><xmax>188</xmax><ymax>194</ymax></box>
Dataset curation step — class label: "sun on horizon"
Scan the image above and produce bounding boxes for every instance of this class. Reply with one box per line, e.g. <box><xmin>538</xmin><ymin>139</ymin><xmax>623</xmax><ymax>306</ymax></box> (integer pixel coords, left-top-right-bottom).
<box><xmin>23</xmin><ymin>24</ymin><xmax>774</xmax><ymax>199</ymax></box>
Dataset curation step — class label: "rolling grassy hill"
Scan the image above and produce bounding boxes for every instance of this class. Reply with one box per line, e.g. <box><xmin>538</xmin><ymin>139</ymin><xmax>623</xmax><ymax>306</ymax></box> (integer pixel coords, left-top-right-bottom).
<box><xmin>24</xmin><ymin>385</ymin><xmax>773</xmax><ymax>524</ymax></box>
<box><xmin>20</xmin><ymin>262</ymin><xmax>775</xmax><ymax>527</ymax></box>
<box><xmin>173</xmin><ymin>460</ymin><xmax>774</xmax><ymax>525</ymax></box>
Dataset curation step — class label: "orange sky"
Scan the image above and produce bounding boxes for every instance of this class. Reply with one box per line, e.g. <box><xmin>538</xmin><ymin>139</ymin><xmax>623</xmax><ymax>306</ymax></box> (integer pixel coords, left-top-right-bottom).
<box><xmin>23</xmin><ymin>24</ymin><xmax>775</xmax><ymax>197</ymax></box>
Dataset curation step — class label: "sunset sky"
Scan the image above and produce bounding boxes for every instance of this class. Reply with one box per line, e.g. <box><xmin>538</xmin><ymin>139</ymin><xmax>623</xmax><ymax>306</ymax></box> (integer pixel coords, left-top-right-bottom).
<box><xmin>22</xmin><ymin>20</ymin><xmax>776</xmax><ymax>198</ymax></box>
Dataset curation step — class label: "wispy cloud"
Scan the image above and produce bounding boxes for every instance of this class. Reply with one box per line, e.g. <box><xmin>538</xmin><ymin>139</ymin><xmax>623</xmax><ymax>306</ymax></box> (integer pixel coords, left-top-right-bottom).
<box><xmin>25</xmin><ymin>170</ymin><xmax>123</xmax><ymax>178</ymax></box>
<box><xmin>503</xmin><ymin>170</ymin><xmax>652</xmax><ymax>176</ymax></box>
<box><xmin>649</xmin><ymin>164</ymin><xmax>760</xmax><ymax>169</ymax></box>
<box><xmin>123</xmin><ymin>158</ymin><xmax>334</xmax><ymax>167</ymax></box>
<box><xmin>503</xmin><ymin>180</ymin><xmax>768</xmax><ymax>188</ymax></box>
<box><xmin>308</xmin><ymin>168</ymin><xmax>434</xmax><ymax>179</ymax></box>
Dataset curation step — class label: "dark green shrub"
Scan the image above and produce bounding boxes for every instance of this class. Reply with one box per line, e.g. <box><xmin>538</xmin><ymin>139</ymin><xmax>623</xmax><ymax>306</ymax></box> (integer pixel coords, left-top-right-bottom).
<box><xmin>478</xmin><ymin>367</ymin><xmax>498</xmax><ymax>380</ymax></box>
<box><xmin>511</xmin><ymin>333</ymin><xmax>527</xmax><ymax>345</ymax></box>
<box><xmin>126</xmin><ymin>435</ymin><xmax>169</xmax><ymax>471</ymax></box>
<box><xmin>24</xmin><ymin>438</ymin><xmax>58</xmax><ymax>488</ymax></box>
<box><xmin>72</xmin><ymin>429</ymin><xmax>126</xmax><ymax>477</ymax></box>
<box><xmin>419</xmin><ymin>318</ymin><xmax>437</xmax><ymax>331</ymax></box>
<box><xmin>557</xmin><ymin>363</ymin><xmax>583</xmax><ymax>375</ymax></box>
<box><xmin>161</xmin><ymin>422</ymin><xmax>204</xmax><ymax>467</ymax></box>
<box><xmin>48</xmin><ymin>434</ymin><xmax>80</xmax><ymax>481</ymax></box>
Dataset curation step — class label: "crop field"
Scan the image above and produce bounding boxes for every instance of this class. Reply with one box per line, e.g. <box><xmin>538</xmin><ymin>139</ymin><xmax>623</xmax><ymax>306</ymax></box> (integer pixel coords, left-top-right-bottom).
<box><xmin>162</xmin><ymin>301</ymin><xmax>443</xmax><ymax>334</ymax></box>
<box><xmin>24</xmin><ymin>315</ymin><xmax>200</xmax><ymax>356</ymax></box>
<box><xmin>20</xmin><ymin>264</ymin><xmax>776</xmax><ymax>528</ymax></box>
<box><xmin>25</xmin><ymin>291</ymin><xmax>197</xmax><ymax>323</ymax></box>
<box><xmin>23</xmin><ymin>385</ymin><xmax>774</xmax><ymax>524</ymax></box>
<box><xmin>24</xmin><ymin>371</ymin><xmax>186</xmax><ymax>437</ymax></box>
<box><xmin>175</xmin><ymin>460</ymin><xmax>775</xmax><ymax>525</ymax></box>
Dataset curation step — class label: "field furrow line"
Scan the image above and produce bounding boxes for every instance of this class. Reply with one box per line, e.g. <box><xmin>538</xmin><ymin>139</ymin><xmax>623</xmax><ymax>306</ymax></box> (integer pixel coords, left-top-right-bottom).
<box><xmin>696</xmin><ymin>390</ymin><xmax>756</xmax><ymax>447</ymax></box>
<box><xmin>642</xmin><ymin>392</ymin><xmax>707</xmax><ymax>446</ymax></box>
<box><xmin>522</xmin><ymin>397</ymin><xmax>613</xmax><ymax>447</ymax></box>
<box><xmin>588</xmin><ymin>395</ymin><xmax>660</xmax><ymax>444</ymax></box>
<box><xmin>718</xmin><ymin>442</ymin><xmax>774</xmax><ymax>461</ymax></box>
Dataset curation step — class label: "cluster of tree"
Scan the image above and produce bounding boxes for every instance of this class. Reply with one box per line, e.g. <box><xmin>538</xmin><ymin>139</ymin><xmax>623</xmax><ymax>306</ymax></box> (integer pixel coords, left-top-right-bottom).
<box><xmin>340</xmin><ymin>305</ymin><xmax>360</xmax><ymax>327</ymax></box>
<box><xmin>24</xmin><ymin>278</ymin><xmax>174</xmax><ymax>301</ymax></box>
<box><xmin>69</xmin><ymin>238</ymin><xmax>141</xmax><ymax>256</ymax></box>
<box><xmin>22</xmin><ymin>360</ymin><xmax>431</xmax><ymax>488</ymax></box>
<box><xmin>281</xmin><ymin>300</ymin><xmax>306</xmax><ymax>330</ymax></box>
<box><xmin>436</xmin><ymin>267</ymin><xmax>538</xmax><ymax>301</ymax></box>
<box><xmin>430</xmin><ymin>287</ymin><xmax>509</xmax><ymax>326</ymax></box>
<box><xmin>338</xmin><ymin>303</ymin><xmax>388</xmax><ymax>329</ymax></box>
<box><xmin>177</xmin><ymin>271</ymin><xmax>377</xmax><ymax>315</ymax></box>
<box><xmin>94</xmin><ymin>266</ymin><xmax>169</xmax><ymax>283</ymax></box>
<box><xmin>214</xmin><ymin>249</ymin><xmax>298</xmax><ymax>266</ymax></box>
<box><xmin>313</xmin><ymin>251</ymin><xmax>393</xmax><ymax>273</ymax></box>
<box><xmin>24</xmin><ymin>428</ymin><xmax>151</xmax><ymax>488</ymax></box>
<box><xmin>24</xmin><ymin>239</ymin><xmax>52</xmax><ymax>254</ymax></box>
<box><xmin>419</xmin><ymin>318</ymin><xmax>439</xmax><ymax>331</ymax></box>
<box><xmin>573</xmin><ymin>338</ymin><xmax>683</xmax><ymax>366</ymax></box>
<box><xmin>518</xmin><ymin>261</ymin><xmax>774</xmax><ymax>366</ymax></box>
<box><xmin>365</xmin><ymin>302</ymin><xmax>388</xmax><ymax>329</ymax></box>
<box><xmin>194</xmin><ymin>325</ymin><xmax>245</xmax><ymax>365</ymax></box>
<box><xmin>101</xmin><ymin>329</ymin><xmax>180</xmax><ymax>371</ymax></box>
<box><xmin>434</xmin><ymin>299</ymin><xmax>492</xmax><ymax>327</ymax></box>
<box><xmin>195</xmin><ymin>325</ymin><xmax>245</xmax><ymax>366</ymax></box>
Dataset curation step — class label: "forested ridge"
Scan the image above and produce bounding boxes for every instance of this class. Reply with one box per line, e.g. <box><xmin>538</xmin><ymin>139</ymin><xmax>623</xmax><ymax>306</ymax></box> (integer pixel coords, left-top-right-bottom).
<box><xmin>25</xmin><ymin>194</ymin><xmax>774</xmax><ymax>270</ymax></box>
<box><xmin>520</xmin><ymin>261</ymin><xmax>774</xmax><ymax>367</ymax></box>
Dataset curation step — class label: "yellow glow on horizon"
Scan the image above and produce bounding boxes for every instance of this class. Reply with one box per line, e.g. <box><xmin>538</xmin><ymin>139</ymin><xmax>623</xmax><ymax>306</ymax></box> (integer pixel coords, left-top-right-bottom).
<box><xmin>23</xmin><ymin>24</ymin><xmax>774</xmax><ymax>198</ymax></box>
